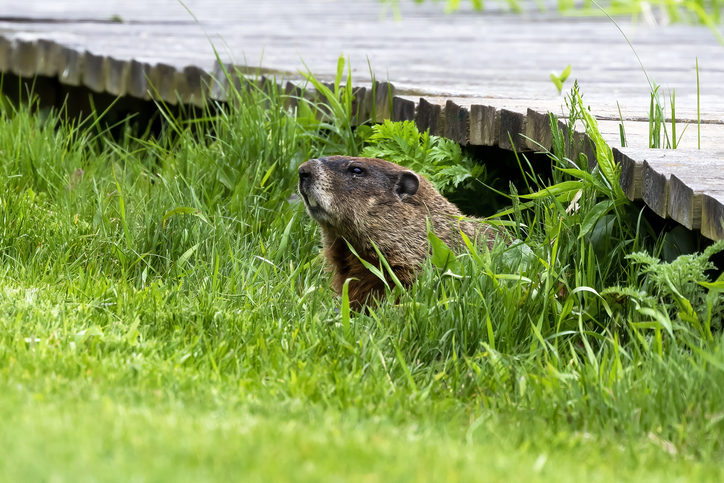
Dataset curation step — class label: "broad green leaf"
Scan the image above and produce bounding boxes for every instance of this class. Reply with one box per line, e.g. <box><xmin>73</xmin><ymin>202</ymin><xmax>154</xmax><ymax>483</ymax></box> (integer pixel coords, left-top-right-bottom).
<box><xmin>427</xmin><ymin>231</ymin><xmax>457</xmax><ymax>271</ymax></box>
<box><xmin>579</xmin><ymin>200</ymin><xmax>613</xmax><ymax>239</ymax></box>
<box><xmin>520</xmin><ymin>181</ymin><xmax>583</xmax><ymax>200</ymax></box>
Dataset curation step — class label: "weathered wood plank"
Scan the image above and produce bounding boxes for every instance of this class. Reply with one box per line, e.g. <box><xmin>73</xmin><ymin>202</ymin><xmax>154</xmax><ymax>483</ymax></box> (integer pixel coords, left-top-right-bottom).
<box><xmin>617</xmin><ymin>148</ymin><xmax>724</xmax><ymax>231</ymax></box>
<box><xmin>105</xmin><ymin>57</ymin><xmax>130</xmax><ymax>97</ymax></box>
<box><xmin>642</xmin><ymin>159</ymin><xmax>670</xmax><ymax>219</ymax></box>
<box><xmin>667</xmin><ymin>164</ymin><xmax>724</xmax><ymax>230</ymax></box>
<box><xmin>352</xmin><ymin>86</ymin><xmax>368</xmax><ymax>125</ymax></box>
<box><xmin>176</xmin><ymin>65</ymin><xmax>208</xmax><ymax>108</ymax></box>
<box><xmin>498</xmin><ymin>109</ymin><xmax>526</xmax><ymax>152</ymax></box>
<box><xmin>392</xmin><ymin>96</ymin><xmax>415</xmax><ymax>123</ymax></box>
<box><xmin>148</xmin><ymin>63</ymin><xmax>178</xmax><ymax>105</ymax></box>
<box><xmin>615</xmin><ymin>148</ymin><xmax>642</xmax><ymax>201</ymax></box>
<box><xmin>596</xmin><ymin>119</ymin><xmax>724</xmax><ymax>152</ymax></box>
<box><xmin>10</xmin><ymin>38</ymin><xmax>38</xmax><ymax>78</ymax></box>
<box><xmin>524</xmin><ymin>108</ymin><xmax>552</xmax><ymax>152</ymax></box>
<box><xmin>669</xmin><ymin>176</ymin><xmax>724</xmax><ymax>231</ymax></box>
<box><xmin>83</xmin><ymin>51</ymin><xmax>106</xmax><ymax>94</ymax></box>
<box><xmin>444</xmin><ymin>100</ymin><xmax>469</xmax><ymax>145</ymax></box>
<box><xmin>702</xmin><ymin>192</ymin><xmax>724</xmax><ymax>241</ymax></box>
<box><xmin>0</xmin><ymin>37</ymin><xmax>10</xmax><ymax>73</ymax></box>
<box><xmin>57</xmin><ymin>46</ymin><xmax>85</xmax><ymax>86</ymax></box>
<box><xmin>36</xmin><ymin>39</ymin><xmax>61</xmax><ymax>77</ymax></box>
<box><xmin>128</xmin><ymin>60</ymin><xmax>151</xmax><ymax>99</ymax></box>
<box><xmin>414</xmin><ymin>98</ymin><xmax>443</xmax><ymax>136</ymax></box>
<box><xmin>470</xmin><ymin>104</ymin><xmax>498</xmax><ymax>146</ymax></box>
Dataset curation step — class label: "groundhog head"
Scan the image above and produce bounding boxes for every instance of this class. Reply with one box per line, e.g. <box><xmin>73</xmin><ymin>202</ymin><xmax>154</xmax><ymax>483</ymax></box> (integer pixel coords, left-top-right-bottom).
<box><xmin>298</xmin><ymin>156</ymin><xmax>425</xmax><ymax>243</ymax></box>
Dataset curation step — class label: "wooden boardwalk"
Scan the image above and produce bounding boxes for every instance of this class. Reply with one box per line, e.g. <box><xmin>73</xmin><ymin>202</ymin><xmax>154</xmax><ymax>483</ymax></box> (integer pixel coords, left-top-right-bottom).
<box><xmin>1</xmin><ymin>0</ymin><xmax>723</xmax><ymax>240</ymax></box>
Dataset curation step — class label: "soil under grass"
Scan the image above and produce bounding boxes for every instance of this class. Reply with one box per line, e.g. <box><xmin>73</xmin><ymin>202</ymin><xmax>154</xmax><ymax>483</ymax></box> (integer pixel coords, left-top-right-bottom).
<box><xmin>1</xmin><ymin>78</ymin><xmax>723</xmax><ymax>481</ymax></box>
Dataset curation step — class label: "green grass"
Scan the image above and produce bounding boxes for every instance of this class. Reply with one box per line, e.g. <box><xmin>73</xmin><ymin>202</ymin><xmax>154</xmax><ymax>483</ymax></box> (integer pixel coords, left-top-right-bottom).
<box><xmin>1</xmin><ymin>75</ymin><xmax>724</xmax><ymax>481</ymax></box>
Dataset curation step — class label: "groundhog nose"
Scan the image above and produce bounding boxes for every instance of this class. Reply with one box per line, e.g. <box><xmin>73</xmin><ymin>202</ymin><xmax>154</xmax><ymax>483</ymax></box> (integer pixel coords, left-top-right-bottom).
<box><xmin>298</xmin><ymin>165</ymin><xmax>312</xmax><ymax>180</ymax></box>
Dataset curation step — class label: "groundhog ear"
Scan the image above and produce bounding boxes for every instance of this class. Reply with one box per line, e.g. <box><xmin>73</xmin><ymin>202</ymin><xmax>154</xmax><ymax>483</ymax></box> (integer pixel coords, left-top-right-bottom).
<box><xmin>394</xmin><ymin>171</ymin><xmax>419</xmax><ymax>200</ymax></box>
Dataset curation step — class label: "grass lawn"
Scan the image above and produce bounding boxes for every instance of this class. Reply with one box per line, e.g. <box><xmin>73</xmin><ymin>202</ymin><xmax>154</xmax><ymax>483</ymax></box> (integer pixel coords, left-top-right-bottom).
<box><xmin>1</xmin><ymin>75</ymin><xmax>723</xmax><ymax>481</ymax></box>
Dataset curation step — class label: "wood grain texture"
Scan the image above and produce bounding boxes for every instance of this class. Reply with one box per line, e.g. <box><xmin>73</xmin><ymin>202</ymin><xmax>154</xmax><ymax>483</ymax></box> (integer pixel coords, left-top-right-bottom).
<box><xmin>642</xmin><ymin>159</ymin><xmax>670</xmax><ymax>219</ymax></box>
<box><xmin>498</xmin><ymin>109</ymin><xmax>526</xmax><ymax>152</ymax></box>
<box><xmin>444</xmin><ymin>100</ymin><xmax>469</xmax><ymax>145</ymax></box>
<box><xmin>615</xmin><ymin>148</ymin><xmax>643</xmax><ymax>201</ymax></box>
<box><xmin>470</xmin><ymin>104</ymin><xmax>498</xmax><ymax>146</ymax></box>
<box><xmin>128</xmin><ymin>60</ymin><xmax>151</xmax><ymax>99</ymax></box>
<box><xmin>83</xmin><ymin>51</ymin><xmax>106</xmax><ymax>94</ymax></box>
<box><xmin>415</xmin><ymin>98</ymin><xmax>443</xmax><ymax>136</ymax></box>
<box><xmin>58</xmin><ymin>47</ymin><xmax>85</xmax><ymax>86</ymax></box>
<box><xmin>392</xmin><ymin>96</ymin><xmax>415</xmax><ymax>123</ymax></box>
<box><xmin>36</xmin><ymin>39</ymin><xmax>60</xmax><ymax>77</ymax></box>
<box><xmin>524</xmin><ymin>108</ymin><xmax>552</xmax><ymax>152</ymax></box>
<box><xmin>10</xmin><ymin>38</ymin><xmax>38</xmax><ymax>78</ymax></box>
<box><xmin>702</xmin><ymin>192</ymin><xmax>724</xmax><ymax>241</ymax></box>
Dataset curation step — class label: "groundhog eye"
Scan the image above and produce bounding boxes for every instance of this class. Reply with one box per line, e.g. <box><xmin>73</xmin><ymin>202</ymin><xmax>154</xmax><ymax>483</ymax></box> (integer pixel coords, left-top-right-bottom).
<box><xmin>349</xmin><ymin>166</ymin><xmax>365</xmax><ymax>175</ymax></box>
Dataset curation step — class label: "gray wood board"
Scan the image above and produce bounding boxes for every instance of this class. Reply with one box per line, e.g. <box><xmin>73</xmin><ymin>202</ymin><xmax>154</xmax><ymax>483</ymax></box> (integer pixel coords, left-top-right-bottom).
<box><xmin>1</xmin><ymin>0</ymin><xmax>722</xmax><ymax>119</ymax></box>
<box><xmin>616</xmin><ymin>148</ymin><xmax>724</xmax><ymax>233</ymax></box>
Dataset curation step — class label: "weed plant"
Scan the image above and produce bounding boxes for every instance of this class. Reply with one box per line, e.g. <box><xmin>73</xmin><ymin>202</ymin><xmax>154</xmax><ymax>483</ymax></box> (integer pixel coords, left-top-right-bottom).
<box><xmin>1</xmin><ymin>72</ymin><xmax>724</xmax><ymax>480</ymax></box>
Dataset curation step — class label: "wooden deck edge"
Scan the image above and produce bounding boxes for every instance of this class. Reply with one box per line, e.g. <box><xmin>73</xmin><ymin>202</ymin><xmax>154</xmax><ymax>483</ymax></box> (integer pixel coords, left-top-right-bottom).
<box><xmin>702</xmin><ymin>193</ymin><xmax>724</xmax><ymax>241</ymax></box>
<box><xmin>1</xmin><ymin>34</ymin><xmax>723</xmax><ymax>241</ymax></box>
<box><xmin>669</xmin><ymin>174</ymin><xmax>698</xmax><ymax>231</ymax></box>
<box><xmin>641</xmin><ymin>160</ymin><xmax>670</xmax><ymax>219</ymax></box>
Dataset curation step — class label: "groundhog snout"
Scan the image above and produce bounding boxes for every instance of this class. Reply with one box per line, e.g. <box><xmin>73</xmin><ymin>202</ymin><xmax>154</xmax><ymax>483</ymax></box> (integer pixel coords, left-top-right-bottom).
<box><xmin>297</xmin><ymin>159</ymin><xmax>317</xmax><ymax>192</ymax></box>
<box><xmin>298</xmin><ymin>161</ymin><xmax>313</xmax><ymax>182</ymax></box>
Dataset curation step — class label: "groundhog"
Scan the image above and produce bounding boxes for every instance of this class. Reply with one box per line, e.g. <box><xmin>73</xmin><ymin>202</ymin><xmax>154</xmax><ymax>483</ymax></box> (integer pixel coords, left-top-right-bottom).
<box><xmin>298</xmin><ymin>155</ymin><xmax>501</xmax><ymax>307</ymax></box>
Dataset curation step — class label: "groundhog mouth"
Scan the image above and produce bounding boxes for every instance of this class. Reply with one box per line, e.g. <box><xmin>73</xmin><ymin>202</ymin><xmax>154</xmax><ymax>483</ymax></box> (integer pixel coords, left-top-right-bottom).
<box><xmin>300</xmin><ymin>191</ymin><xmax>329</xmax><ymax>221</ymax></box>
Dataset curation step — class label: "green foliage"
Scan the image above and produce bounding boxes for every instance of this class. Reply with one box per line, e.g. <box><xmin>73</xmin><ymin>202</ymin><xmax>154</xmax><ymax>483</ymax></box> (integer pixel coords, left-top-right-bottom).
<box><xmin>1</xmin><ymin>73</ymin><xmax>724</xmax><ymax>480</ymax></box>
<box><xmin>361</xmin><ymin>119</ymin><xmax>486</xmax><ymax>195</ymax></box>
<box><xmin>299</xmin><ymin>53</ymin><xmax>366</xmax><ymax>156</ymax></box>
<box><xmin>625</xmin><ymin>241</ymin><xmax>724</xmax><ymax>336</ymax></box>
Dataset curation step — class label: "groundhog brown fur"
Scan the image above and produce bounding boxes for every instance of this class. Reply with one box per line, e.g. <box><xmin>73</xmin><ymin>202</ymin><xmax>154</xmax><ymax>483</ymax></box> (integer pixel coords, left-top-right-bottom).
<box><xmin>298</xmin><ymin>155</ymin><xmax>501</xmax><ymax>307</ymax></box>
